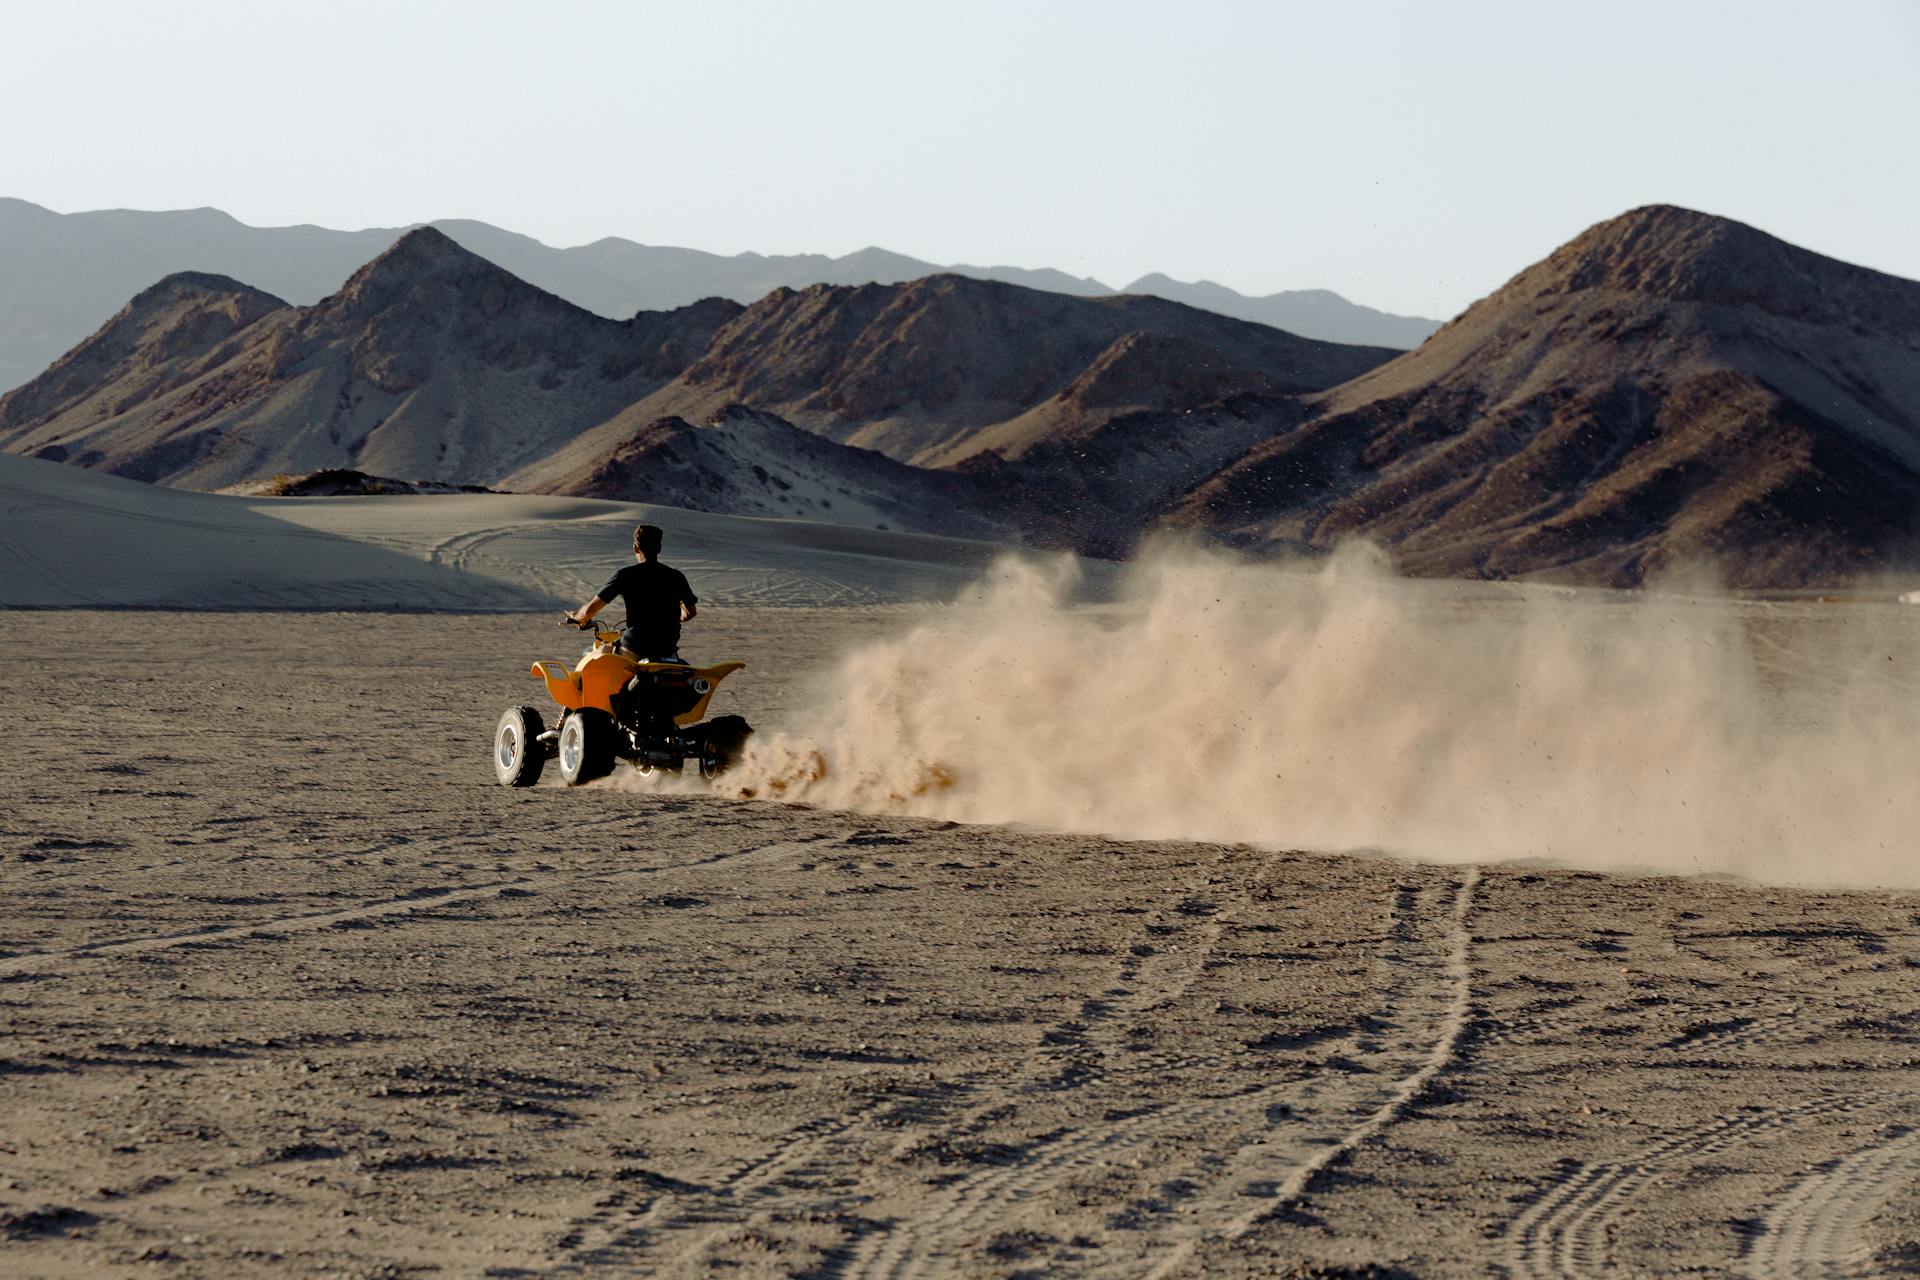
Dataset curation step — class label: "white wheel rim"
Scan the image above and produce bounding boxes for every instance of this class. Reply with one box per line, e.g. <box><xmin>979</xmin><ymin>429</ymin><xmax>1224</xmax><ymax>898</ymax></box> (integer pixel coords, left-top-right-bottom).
<box><xmin>497</xmin><ymin>722</ymin><xmax>520</xmax><ymax>771</ymax></box>
<box><xmin>560</xmin><ymin>721</ymin><xmax>582</xmax><ymax>774</ymax></box>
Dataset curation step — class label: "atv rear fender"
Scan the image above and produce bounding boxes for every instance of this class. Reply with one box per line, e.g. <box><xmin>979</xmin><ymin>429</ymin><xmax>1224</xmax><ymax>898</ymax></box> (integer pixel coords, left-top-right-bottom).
<box><xmin>532</xmin><ymin>657</ymin><xmax>744</xmax><ymax>726</ymax></box>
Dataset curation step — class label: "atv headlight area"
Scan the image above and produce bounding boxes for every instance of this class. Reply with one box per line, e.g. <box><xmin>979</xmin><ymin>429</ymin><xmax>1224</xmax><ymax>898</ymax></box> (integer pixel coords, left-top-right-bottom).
<box><xmin>692</xmin><ymin>678</ymin><xmax>711</xmax><ymax>694</ymax></box>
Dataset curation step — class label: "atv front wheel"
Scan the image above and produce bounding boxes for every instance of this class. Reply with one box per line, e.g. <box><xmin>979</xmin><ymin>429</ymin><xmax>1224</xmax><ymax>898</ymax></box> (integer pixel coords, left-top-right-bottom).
<box><xmin>698</xmin><ymin>715</ymin><xmax>753</xmax><ymax>780</ymax></box>
<box><xmin>557</xmin><ymin>709</ymin><xmax>615</xmax><ymax>786</ymax></box>
<box><xmin>494</xmin><ymin>705</ymin><xmax>546</xmax><ymax>787</ymax></box>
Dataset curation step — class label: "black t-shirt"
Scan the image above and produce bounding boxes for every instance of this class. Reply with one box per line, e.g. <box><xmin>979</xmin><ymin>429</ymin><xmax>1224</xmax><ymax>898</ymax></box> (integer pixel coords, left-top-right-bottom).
<box><xmin>597</xmin><ymin>560</ymin><xmax>697</xmax><ymax>659</ymax></box>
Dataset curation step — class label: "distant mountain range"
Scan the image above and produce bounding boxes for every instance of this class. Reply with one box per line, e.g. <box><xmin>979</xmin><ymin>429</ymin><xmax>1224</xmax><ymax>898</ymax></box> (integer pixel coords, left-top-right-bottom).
<box><xmin>3</xmin><ymin>204</ymin><xmax>1915</xmax><ymax>588</ymax></box>
<box><xmin>0</xmin><ymin>198</ymin><xmax>1442</xmax><ymax>393</ymax></box>
<box><xmin>1118</xmin><ymin>275</ymin><xmax>1441</xmax><ymax>349</ymax></box>
<box><xmin>0</xmin><ymin>219</ymin><xmax>1397</xmax><ymax>560</ymax></box>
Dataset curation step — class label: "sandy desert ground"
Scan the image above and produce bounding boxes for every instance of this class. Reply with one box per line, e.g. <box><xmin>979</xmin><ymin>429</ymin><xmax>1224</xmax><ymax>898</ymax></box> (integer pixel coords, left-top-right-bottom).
<box><xmin>5</xmin><ymin>458</ymin><xmax>1920</xmax><ymax>1276</ymax></box>
<box><xmin>4</xmin><ymin>602</ymin><xmax>1920</xmax><ymax>1280</ymax></box>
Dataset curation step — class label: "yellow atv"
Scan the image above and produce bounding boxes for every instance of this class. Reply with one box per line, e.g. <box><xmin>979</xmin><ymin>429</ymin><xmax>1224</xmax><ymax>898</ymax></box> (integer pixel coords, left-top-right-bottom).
<box><xmin>493</xmin><ymin>620</ymin><xmax>751</xmax><ymax>787</ymax></box>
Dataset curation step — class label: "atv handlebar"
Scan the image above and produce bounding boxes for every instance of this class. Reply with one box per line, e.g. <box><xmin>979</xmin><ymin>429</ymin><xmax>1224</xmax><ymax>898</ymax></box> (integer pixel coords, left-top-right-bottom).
<box><xmin>563</xmin><ymin>614</ymin><xmax>627</xmax><ymax>647</ymax></box>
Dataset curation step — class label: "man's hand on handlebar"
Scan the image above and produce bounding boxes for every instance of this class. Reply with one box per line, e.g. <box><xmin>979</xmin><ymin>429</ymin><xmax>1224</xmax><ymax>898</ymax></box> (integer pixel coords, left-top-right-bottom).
<box><xmin>566</xmin><ymin>595</ymin><xmax>611</xmax><ymax>630</ymax></box>
<box><xmin>563</xmin><ymin>611</ymin><xmax>593</xmax><ymax>630</ymax></box>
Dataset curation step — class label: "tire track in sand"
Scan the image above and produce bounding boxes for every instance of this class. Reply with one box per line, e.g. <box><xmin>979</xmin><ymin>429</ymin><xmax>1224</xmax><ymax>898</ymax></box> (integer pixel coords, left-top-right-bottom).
<box><xmin>1479</xmin><ymin>1000</ymin><xmax>1802</xmax><ymax>1064</ymax></box>
<box><xmin>1137</xmin><ymin>868</ymin><xmax>1480</xmax><ymax>1280</ymax></box>
<box><xmin>427</xmin><ymin>525</ymin><xmax>546</xmax><ymax>602</ymax></box>
<box><xmin>1664</xmin><ymin>1006</ymin><xmax>1804</xmax><ymax>1059</ymax></box>
<box><xmin>1743</xmin><ymin>1123</ymin><xmax>1920</xmax><ymax>1279</ymax></box>
<box><xmin>0</xmin><ymin>831</ymin><xmax>820</xmax><ymax>978</ymax></box>
<box><xmin>1032</xmin><ymin>886</ymin><xmax>1242</xmax><ymax>1094</ymax></box>
<box><xmin>0</xmin><ymin>879</ymin><xmax>525</xmax><ymax>975</ymax></box>
<box><xmin>566</xmin><ymin>869</ymin><xmax>1251</xmax><ymax>1276</ymax></box>
<box><xmin>551</xmin><ymin>1101</ymin><xmax>891</xmax><ymax>1276</ymax></box>
<box><xmin>0</xmin><ymin>505</ymin><xmax>108</xmax><ymax>604</ymax></box>
<box><xmin>834</xmin><ymin>868</ymin><xmax>1480</xmax><ymax>1280</ymax></box>
<box><xmin>1500</xmin><ymin>1092</ymin><xmax>1884</xmax><ymax>1279</ymax></box>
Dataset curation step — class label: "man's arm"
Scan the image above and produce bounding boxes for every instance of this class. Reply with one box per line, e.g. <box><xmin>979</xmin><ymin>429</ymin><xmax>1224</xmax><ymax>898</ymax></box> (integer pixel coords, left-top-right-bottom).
<box><xmin>567</xmin><ymin>596</ymin><xmax>609</xmax><ymax>628</ymax></box>
<box><xmin>679</xmin><ymin>572</ymin><xmax>698</xmax><ymax>624</ymax></box>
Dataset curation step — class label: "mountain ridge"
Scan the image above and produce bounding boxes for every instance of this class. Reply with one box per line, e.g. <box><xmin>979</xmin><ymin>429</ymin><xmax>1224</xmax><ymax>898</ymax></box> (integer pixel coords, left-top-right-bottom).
<box><xmin>6</xmin><ymin>203</ymin><xmax>1916</xmax><ymax>588</ymax></box>
<box><xmin>1</xmin><ymin>231</ymin><xmax>1388</xmax><ymax>514</ymax></box>
<box><xmin>0</xmin><ymin>228</ymin><xmax>743</xmax><ymax>485</ymax></box>
<box><xmin>539</xmin><ymin>404</ymin><xmax>1015</xmax><ymax>542</ymax></box>
<box><xmin>1160</xmin><ymin>205</ymin><xmax>1920</xmax><ymax>587</ymax></box>
<box><xmin>0</xmin><ymin>197</ymin><xmax>1440</xmax><ymax>393</ymax></box>
<box><xmin>1120</xmin><ymin>272</ymin><xmax>1441</xmax><ymax>348</ymax></box>
<box><xmin>506</xmin><ymin>273</ymin><xmax>1395</xmax><ymax>479</ymax></box>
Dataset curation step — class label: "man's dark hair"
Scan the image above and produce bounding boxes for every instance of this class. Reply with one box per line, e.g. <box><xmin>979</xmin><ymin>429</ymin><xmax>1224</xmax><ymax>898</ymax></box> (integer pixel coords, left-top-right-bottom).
<box><xmin>633</xmin><ymin>524</ymin><xmax>664</xmax><ymax>559</ymax></box>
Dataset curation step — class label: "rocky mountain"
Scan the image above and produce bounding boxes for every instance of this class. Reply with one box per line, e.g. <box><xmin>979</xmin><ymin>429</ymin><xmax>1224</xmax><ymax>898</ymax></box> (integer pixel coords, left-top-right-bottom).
<box><xmin>524</xmin><ymin>390</ymin><xmax>1306</xmax><ymax>556</ymax></box>
<box><xmin>960</xmin><ymin>392</ymin><xmax>1313</xmax><ymax>557</ymax></box>
<box><xmin>15</xmin><ymin>202</ymin><xmax>1909</xmax><ymax>587</ymax></box>
<box><xmin>919</xmin><ymin>331</ymin><xmax>1289</xmax><ymax>467</ymax></box>
<box><xmin>0</xmin><ymin>228</ymin><xmax>741</xmax><ymax>487</ymax></box>
<box><xmin>1121</xmin><ymin>274</ymin><xmax>1442</xmax><ymax>349</ymax></box>
<box><xmin>1</xmin><ymin>229</ymin><xmax>1392</xmax><ymax>530</ymax></box>
<box><xmin>1163</xmin><ymin>206</ymin><xmax>1920</xmax><ymax>586</ymax></box>
<box><xmin>0</xmin><ymin>272</ymin><xmax>289</xmax><ymax>443</ymax></box>
<box><xmin>541</xmin><ymin>404</ymin><xmax>1013</xmax><ymax>541</ymax></box>
<box><xmin>0</xmin><ymin>197</ymin><xmax>1435</xmax><ymax>392</ymax></box>
<box><xmin>512</xmin><ymin>275</ymin><xmax>1396</xmax><ymax>481</ymax></box>
<box><xmin>542</xmin><ymin>393</ymin><xmax>1324</xmax><ymax>558</ymax></box>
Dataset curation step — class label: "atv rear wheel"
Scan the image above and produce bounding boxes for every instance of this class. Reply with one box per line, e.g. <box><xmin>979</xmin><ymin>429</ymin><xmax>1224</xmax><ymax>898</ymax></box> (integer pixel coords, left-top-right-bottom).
<box><xmin>494</xmin><ymin>705</ymin><xmax>546</xmax><ymax>787</ymax></box>
<box><xmin>557</xmin><ymin>709</ymin><xmax>615</xmax><ymax>785</ymax></box>
<box><xmin>697</xmin><ymin>715</ymin><xmax>753</xmax><ymax>780</ymax></box>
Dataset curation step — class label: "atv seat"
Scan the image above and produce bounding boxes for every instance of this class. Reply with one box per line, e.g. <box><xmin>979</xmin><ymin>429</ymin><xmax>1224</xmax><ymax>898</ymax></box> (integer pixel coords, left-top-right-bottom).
<box><xmin>620</xmin><ymin>649</ymin><xmax>686</xmax><ymax>665</ymax></box>
<box><xmin>615</xmin><ymin>634</ymin><xmax>685</xmax><ymax>664</ymax></box>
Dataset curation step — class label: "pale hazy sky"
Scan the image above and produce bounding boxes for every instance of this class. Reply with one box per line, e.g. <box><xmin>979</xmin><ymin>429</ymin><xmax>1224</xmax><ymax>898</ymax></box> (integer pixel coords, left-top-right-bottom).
<box><xmin>5</xmin><ymin>0</ymin><xmax>1916</xmax><ymax>317</ymax></box>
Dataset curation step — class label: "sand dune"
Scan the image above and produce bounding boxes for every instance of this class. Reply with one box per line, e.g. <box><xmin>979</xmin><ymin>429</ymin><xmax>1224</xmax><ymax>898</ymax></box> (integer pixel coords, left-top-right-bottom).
<box><xmin>0</xmin><ymin>454</ymin><xmax>1020</xmax><ymax>611</ymax></box>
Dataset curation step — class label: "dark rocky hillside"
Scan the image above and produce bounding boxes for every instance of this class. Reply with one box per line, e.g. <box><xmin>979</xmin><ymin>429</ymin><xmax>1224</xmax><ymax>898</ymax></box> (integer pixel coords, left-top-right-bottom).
<box><xmin>541</xmin><ymin>404</ymin><xmax>1014</xmax><ymax>542</ymax></box>
<box><xmin>1162</xmin><ymin>206</ymin><xmax>1920</xmax><ymax>587</ymax></box>
<box><xmin>513</xmin><ymin>274</ymin><xmax>1395</xmax><ymax>482</ymax></box>
<box><xmin>0</xmin><ymin>229</ymin><xmax>741</xmax><ymax>488</ymax></box>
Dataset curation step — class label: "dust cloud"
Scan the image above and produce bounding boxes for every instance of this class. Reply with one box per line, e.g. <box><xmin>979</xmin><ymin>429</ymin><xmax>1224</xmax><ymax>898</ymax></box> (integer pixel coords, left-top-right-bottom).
<box><xmin>721</xmin><ymin>544</ymin><xmax>1918</xmax><ymax>888</ymax></box>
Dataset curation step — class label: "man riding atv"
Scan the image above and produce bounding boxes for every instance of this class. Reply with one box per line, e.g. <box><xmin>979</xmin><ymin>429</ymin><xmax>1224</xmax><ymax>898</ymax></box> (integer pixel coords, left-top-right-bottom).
<box><xmin>493</xmin><ymin>522</ymin><xmax>750</xmax><ymax>787</ymax></box>
<box><xmin>566</xmin><ymin>523</ymin><xmax>697</xmax><ymax>659</ymax></box>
